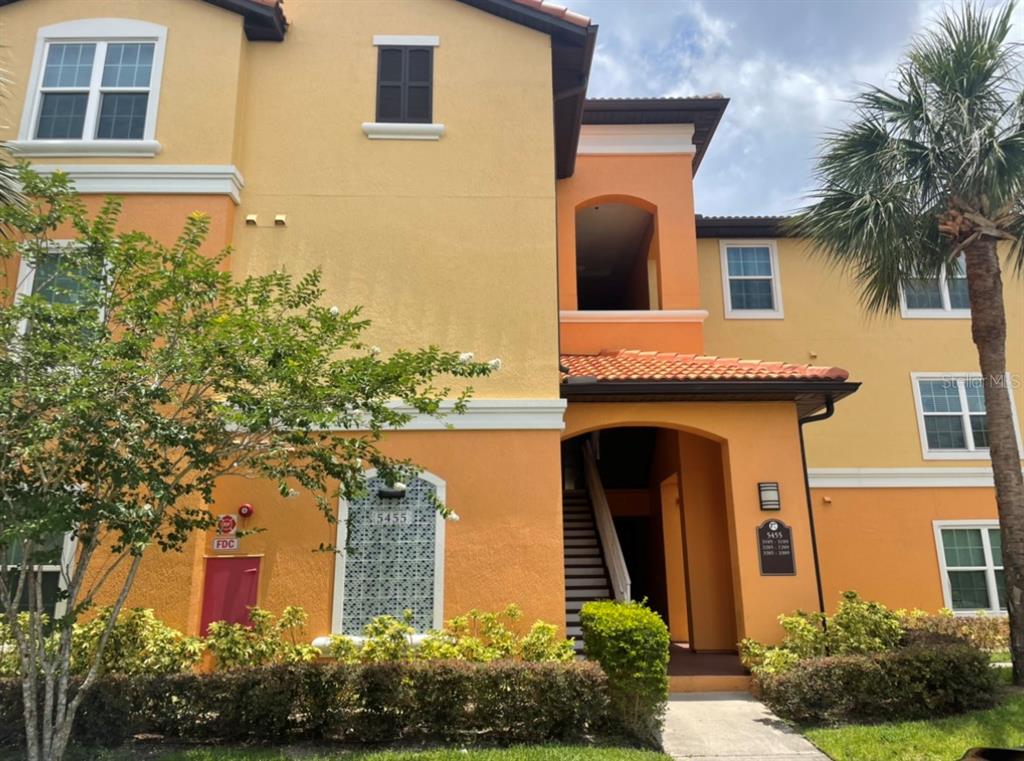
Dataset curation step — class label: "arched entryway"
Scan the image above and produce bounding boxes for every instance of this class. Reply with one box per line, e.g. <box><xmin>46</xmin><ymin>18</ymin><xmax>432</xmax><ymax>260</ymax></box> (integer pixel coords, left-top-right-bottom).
<box><xmin>561</xmin><ymin>425</ymin><xmax>739</xmax><ymax>654</ymax></box>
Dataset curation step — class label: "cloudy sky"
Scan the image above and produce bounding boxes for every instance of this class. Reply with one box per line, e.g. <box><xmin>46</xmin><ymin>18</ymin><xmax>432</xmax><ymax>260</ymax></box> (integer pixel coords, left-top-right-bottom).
<box><xmin>571</xmin><ymin>0</ymin><xmax>1022</xmax><ymax>216</ymax></box>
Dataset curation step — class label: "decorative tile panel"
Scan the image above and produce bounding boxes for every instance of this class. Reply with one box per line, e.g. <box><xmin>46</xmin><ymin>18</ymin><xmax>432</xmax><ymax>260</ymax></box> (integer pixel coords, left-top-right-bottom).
<box><xmin>341</xmin><ymin>475</ymin><xmax>437</xmax><ymax>635</ymax></box>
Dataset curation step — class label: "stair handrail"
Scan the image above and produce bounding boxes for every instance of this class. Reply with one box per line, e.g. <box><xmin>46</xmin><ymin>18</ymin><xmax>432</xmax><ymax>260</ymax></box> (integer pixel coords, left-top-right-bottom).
<box><xmin>581</xmin><ymin>440</ymin><xmax>631</xmax><ymax>602</ymax></box>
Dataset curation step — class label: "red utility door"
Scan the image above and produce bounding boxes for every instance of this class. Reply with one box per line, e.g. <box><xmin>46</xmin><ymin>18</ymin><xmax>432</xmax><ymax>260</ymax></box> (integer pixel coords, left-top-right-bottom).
<box><xmin>200</xmin><ymin>556</ymin><xmax>260</xmax><ymax>635</ymax></box>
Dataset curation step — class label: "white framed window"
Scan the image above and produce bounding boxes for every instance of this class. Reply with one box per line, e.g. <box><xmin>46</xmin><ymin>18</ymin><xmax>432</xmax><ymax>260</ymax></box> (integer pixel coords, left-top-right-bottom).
<box><xmin>11</xmin><ymin>19</ymin><xmax>166</xmax><ymax>158</ymax></box>
<box><xmin>900</xmin><ymin>256</ymin><xmax>970</xmax><ymax>318</ymax></box>
<box><xmin>933</xmin><ymin>520</ymin><xmax>1005</xmax><ymax>615</ymax></box>
<box><xmin>3</xmin><ymin>533</ymin><xmax>75</xmax><ymax>618</ymax></box>
<box><xmin>911</xmin><ymin>372</ymin><xmax>1022</xmax><ymax>460</ymax></box>
<box><xmin>720</xmin><ymin>240</ymin><xmax>784</xmax><ymax>319</ymax></box>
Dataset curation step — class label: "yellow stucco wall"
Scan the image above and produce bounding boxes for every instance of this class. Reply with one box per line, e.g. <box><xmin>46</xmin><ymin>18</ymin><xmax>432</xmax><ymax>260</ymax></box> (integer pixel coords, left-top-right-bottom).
<box><xmin>697</xmin><ymin>237</ymin><xmax>1024</xmax><ymax>469</ymax></box>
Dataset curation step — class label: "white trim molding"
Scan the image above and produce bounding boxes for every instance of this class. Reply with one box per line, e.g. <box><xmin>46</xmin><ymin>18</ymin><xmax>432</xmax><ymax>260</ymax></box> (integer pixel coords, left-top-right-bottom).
<box><xmin>559</xmin><ymin>309</ymin><xmax>709</xmax><ymax>324</ymax></box>
<box><xmin>332</xmin><ymin>469</ymin><xmax>446</xmax><ymax>635</ymax></box>
<box><xmin>911</xmin><ymin>372</ymin><xmax>1022</xmax><ymax>461</ymax></box>
<box><xmin>808</xmin><ymin>467</ymin><xmax>999</xmax><ymax>489</ymax></box>
<box><xmin>373</xmin><ymin>35</ymin><xmax>440</xmax><ymax>47</ymax></box>
<box><xmin>337</xmin><ymin>399</ymin><xmax>567</xmax><ymax>432</ymax></box>
<box><xmin>362</xmin><ymin>122</ymin><xmax>445</xmax><ymax>140</ymax></box>
<box><xmin>720</xmin><ymin>239</ymin><xmax>785</xmax><ymax>319</ymax></box>
<box><xmin>18</xmin><ymin>18</ymin><xmax>167</xmax><ymax>156</ymax></box>
<box><xmin>28</xmin><ymin>164</ymin><xmax>246</xmax><ymax>204</ymax></box>
<box><xmin>577</xmin><ymin>124</ymin><xmax>696</xmax><ymax>155</ymax></box>
<box><xmin>10</xmin><ymin>139</ymin><xmax>161</xmax><ymax>158</ymax></box>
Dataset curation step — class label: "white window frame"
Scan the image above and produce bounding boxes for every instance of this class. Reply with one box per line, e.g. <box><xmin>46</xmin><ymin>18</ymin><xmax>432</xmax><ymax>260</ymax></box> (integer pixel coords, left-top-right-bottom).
<box><xmin>10</xmin><ymin>18</ymin><xmax>167</xmax><ymax>158</ymax></box>
<box><xmin>899</xmin><ymin>258</ymin><xmax>970</xmax><ymax>319</ymax></box>
<box><xmin>911</xmin><ymin>372</ymin><xmax>1023</xmax><ymax>460</ymax></box>
<box><xmin>331</xmin><ymin>470</ymin><xmax>446</xmax><ymax>635</ymax></box>
<box><xmin>720</xmin><ymin>239</ymin><xmax>784</xmax><ymax>319</ymax></box>
<box><xmin>3</xmin><ymin>533</ymin><xmax>75</xmax><ymax>619</ymax></box>
<box><xmin>933</xmin><ymin>520</ymin><xmax>1005</xmax><ymax>616</ymax></box>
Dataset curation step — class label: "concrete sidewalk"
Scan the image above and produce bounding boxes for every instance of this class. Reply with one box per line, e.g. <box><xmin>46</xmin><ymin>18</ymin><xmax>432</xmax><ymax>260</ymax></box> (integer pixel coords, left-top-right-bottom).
<box><xmin>662</xmin><ymin>692</ymin><xmax>829</xmax><ymax>761</ymax></box>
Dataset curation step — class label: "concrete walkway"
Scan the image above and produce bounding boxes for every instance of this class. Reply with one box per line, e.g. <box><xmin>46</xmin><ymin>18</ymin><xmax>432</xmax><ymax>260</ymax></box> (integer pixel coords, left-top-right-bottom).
<box><xmin>662</xmin><ymin>692</ymin><xmax>829</xmax><ymax>761</ymax></box>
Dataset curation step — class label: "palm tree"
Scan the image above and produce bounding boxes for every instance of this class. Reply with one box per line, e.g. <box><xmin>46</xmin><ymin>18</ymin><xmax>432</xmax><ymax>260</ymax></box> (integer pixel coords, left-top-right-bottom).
<box><xmin>792</xmin><ymin>1</ymin><xmax>1024</xmax><ymax>683</ymax></box>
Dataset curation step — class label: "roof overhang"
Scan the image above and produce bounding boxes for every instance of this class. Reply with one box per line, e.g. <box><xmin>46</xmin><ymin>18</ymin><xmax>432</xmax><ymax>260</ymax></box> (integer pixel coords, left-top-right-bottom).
<box><xmin>0</xmin><ymin>0</ymin><xmax>288</xmax><ymax>40</ymax></box>
<box><xmin>582</xmin><ymin>97</ymin><xmax>729</xmax><ymax>174</ymax></box>
<box><xmin>561</xmin><ymin>379</ymin><xmax>860</xmax><ymax>418</ymax></box>
<box><xmin>696</xmin><ymin>215</ymin><xmax>792</xmax><ymax>238</ymax></box>
<box><xmin>458</xmin><ymin>0</ymin><xmax>597</xmax><ymax>179</ymax></box>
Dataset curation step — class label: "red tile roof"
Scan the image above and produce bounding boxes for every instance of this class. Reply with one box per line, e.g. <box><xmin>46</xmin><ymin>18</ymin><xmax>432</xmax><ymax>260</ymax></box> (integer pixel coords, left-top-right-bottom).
<box><xmin>561</xmin><ymin>350</ymin><xmax>850</xmax><ymax>383</ymax></box>
<box><xmin>511</xmin><ymin>0</ymin><xmax>591</xmax><ymax>27</ymax></box>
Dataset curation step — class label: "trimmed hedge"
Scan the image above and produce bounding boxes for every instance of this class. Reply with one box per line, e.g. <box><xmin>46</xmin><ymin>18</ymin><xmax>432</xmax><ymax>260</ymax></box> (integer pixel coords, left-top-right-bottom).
<box><xmin>579</xmin><ymin>600</ymin><xmax>669</xmax><ymax>746</ymax></box>
<box><xmin>755</xmin><ymin>643</ymin><xmax>997</xmax><ymax>725</ymax></box>
<box><xmin>0</xmin><ymin>660</ymin><xmax>609</xmax><ymax>747</ymax></box>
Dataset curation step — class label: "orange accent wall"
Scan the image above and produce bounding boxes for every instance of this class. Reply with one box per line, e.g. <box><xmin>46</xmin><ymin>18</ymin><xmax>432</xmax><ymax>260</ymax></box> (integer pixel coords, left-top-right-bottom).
<box><xmin>97</xmin><ymin>429</ymin><xmax>564</xmax><ymax>638</ymax></box>
<box><xmin>557</xmin><ymin>155</ymin><xmax>704</xmax><ymax>355</ymax></box>
<box><xmin>813</xmin><ymin>486</ymin><xmax>998</xmax><ymax>612</ymax></box>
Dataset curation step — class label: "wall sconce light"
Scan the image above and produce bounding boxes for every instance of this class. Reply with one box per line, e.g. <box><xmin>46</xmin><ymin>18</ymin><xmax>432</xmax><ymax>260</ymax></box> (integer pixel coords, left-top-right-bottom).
<box><xmin>378</xmin><ymin>482</ymin><xmax>407</xmax><ymax>499</ymax></box>
<box><xmin>274</xmin><ymin>214</ymin><xmax>287</xmax><ymax>226</ymax></box>
<box><xmin>758</xmin><ymin>482</ymin><xmax>781</xmax><ymax>511</ymax></box>
<box><xmin>245</xmin><ymin>214</ymin><xmax>258</xmax><ymax>226</ymax></box>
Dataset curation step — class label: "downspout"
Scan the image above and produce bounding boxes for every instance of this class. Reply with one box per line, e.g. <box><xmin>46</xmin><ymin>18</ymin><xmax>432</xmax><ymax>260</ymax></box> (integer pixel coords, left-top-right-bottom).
<box><xmin>798</xmin><ymin>396</ymin><xmax>834</xmax><ymax>617</ymax></box>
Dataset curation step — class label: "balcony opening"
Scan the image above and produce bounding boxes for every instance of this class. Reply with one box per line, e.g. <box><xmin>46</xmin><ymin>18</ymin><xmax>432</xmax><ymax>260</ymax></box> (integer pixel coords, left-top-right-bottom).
<box><xmin>576</xmin><ymin>202</ymin><xmax>658</xmax><ymax>311</ymax></box>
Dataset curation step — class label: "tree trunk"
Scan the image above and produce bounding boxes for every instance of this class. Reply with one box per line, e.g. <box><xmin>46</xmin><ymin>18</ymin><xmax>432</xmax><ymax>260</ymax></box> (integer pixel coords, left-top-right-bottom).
<box><xmin>964</xmin><ymin>237</ymin><xmax>1024</xmax><ymax>685</ymax></box>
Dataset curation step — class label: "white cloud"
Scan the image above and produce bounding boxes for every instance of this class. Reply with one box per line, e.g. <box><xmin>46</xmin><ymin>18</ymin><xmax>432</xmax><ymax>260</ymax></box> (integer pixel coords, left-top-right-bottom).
<box><xmin>571</xmin><ymin>0</ymin><xmax>1020</xmax><ymax>214</ymax></box>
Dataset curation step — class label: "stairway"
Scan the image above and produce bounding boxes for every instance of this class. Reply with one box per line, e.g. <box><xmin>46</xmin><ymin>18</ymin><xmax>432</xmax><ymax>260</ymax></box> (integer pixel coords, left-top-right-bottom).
<box><xmin>563</xmin><ymin>488</ymin><xmax>613</xmax><ymax>653</ymax></box>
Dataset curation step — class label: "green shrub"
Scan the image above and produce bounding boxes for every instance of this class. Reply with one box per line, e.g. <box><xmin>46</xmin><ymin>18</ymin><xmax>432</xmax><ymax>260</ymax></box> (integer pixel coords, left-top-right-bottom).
<box><xmin>205</xmin><ymin>606</ymin><xmax>320</xmax><ymax>669</ymax></box>
<box><xmin>327</xmin><ymin>605</ymin><xmax>575</xmax><ymax>664</ymax></box>
<box><xmin>899</xmin><ymin>608</ymin><xmax>1009</xmax><ymax>652</ymax></box>
<box><xmin>579</xmin><ymin>600</ymin><xmax>669</xmax><ymax>746</ymax></box>
<box><xmin>740</xmin><ymin>591</ymin><xmax>904</xmax><ymax>676</ymax></box>
<box><xmin>0</xmin><ymin>660</ymin><xmax>609</xmax><ymax>746</ymax></box>
<box><xmin>756</xmin><ymin>643</ymin><xmax>997</xmax><ymax>725</ymax></box>
<box><xmin>71</xmin><ymin>607</ymin><xmax>204</xmax><ymax>676</ymax></box>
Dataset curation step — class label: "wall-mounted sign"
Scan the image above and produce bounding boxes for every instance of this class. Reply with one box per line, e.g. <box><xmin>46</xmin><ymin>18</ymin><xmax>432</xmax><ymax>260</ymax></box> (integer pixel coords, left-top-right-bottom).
<box><xmin>217</xmin><ymin>514</ymin><xmax>238</xmax><ymax>536</ymax></box>
<box><xmin>757</xmin><ymin>519</ymin><xmax>795</xmax><ymax>576</ymax></box>
<box><xmin>212</xmin><ymin>536</ymin><xmax>240</xmax><ymax>552</ymax></box>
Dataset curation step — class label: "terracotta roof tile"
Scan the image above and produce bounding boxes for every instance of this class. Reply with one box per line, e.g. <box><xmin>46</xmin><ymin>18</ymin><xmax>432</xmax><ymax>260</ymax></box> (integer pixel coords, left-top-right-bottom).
<box><xmin>561</xmin><ymin>349</ymin><xmax>849</xmax><ymax>383</ymax></box>
<box><xmin>511</xmin><ymin>0</ymin><xmax>591</xmax><ymax>27</ymax></box>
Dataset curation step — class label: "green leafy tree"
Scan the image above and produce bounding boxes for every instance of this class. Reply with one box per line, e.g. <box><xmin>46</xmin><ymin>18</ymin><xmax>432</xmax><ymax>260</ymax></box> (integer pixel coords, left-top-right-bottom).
<box><xmin>0</xmin><ymin>167</ymin><xmax>493</xmax><ymax>761</ymax></box>
<box><xmin>792</xmin><ymin>2</ymin><xmax>1024</xmax><ymax>683</ymax></box>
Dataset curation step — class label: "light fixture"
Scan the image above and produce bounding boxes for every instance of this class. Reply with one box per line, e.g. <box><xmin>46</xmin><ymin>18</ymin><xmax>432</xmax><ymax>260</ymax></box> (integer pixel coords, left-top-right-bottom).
<box><xmin>245</xmin><ymin>214</ymin><xmax>258</xmax><ymax>226</ymax></box>
<box><xmin>378</xmin><ymin>482</ymin><xmax>407</xmax><ymax>499</ymax></box>
<box><xmin>274</xmin><ymin>214</ymin><xmax>287</xmax><ymax>226</ymax></box>
<box><xmin>758</xmin><ymin>482</ymin><xmax>781</xmax><ymax>511</ymax></box>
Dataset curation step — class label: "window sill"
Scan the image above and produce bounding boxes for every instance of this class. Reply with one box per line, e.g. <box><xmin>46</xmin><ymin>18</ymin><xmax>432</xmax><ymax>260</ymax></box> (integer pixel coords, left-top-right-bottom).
<box><xmin>361</xmin><ymin>122</ymin><xmax>445</xmax><ymax>141</ymax></box>
<box><xmin>922</xmin><ymin>450</ymin><xmax>992</xmax><ymax>461</ymax></box>
<box><xmin>8</xmin><ymin>139</ymin><xmax>162</xmax><ymax>158</ymax></box>
<box><xmin>724</xmin><ymin>310</ymin><xmax>784</xmax><ymax>320</ymax></box>
<box><xmin>901</xmin><ymin>309</ymin><xmax>971</xmax><ymax>319</ymax></box>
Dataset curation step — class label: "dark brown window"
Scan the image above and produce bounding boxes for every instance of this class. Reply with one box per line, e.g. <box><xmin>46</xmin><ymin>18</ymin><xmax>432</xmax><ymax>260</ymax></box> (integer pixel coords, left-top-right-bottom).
<box><xmin>376</xmin><ymin>46</ymin><xmax>433</xmax><ymax>123</ymax></box>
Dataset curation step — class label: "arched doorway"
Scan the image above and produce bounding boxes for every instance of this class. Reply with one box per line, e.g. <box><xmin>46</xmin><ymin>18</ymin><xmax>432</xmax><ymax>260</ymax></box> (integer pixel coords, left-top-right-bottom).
<box><xmin>575</xmin><ymin>201</ymin><xmax>658</xmax><ymax>311</ymax></box>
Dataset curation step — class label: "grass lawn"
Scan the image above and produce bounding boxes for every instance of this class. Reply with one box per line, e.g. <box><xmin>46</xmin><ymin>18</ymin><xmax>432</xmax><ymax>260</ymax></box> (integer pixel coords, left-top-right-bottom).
<box><xmin>805</xmin><ymin>689</ymin><xmax>1024</xmax><ymax>761</ymax></box>
<box><xmin>47</xmin><ymin>746</ymin><xmax>670</xmax><ymax>761</ymax></box>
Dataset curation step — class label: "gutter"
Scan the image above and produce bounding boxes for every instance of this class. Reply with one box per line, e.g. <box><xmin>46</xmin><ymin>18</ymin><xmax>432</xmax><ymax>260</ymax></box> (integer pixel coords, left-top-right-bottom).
<box><xmin>798</xmin><ymin>396</ymin><xmax>835</xmax><ymax>617</ymax></box>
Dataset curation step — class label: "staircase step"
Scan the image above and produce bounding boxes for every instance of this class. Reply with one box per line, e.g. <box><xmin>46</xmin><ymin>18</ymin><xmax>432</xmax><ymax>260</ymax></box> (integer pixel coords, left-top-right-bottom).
<box><xmin>566</xmin><ymin>577</ymin><xmax>610</xmax><ymax>588</ymax></box>
<box><xmin>567</xmin><ymin>626</ymin><xmax>582</xmax><ymax>638</ymax></box>
<box><xmin>566</xmin><ymin>588</ymin><xmax>610</xmax><ymax>599</ymax></box>
<box><xmin>564</xmin><ymin>559</ymin><xmax>602</xmax><ymax>569</ymax></box>
<box><xmin>565</xmin><ymin>566</ymin><xmax>606</xmax><ymax>576</ymax></box>
<box><xmin>564</xmin><ymin>538</ymin><xmax>598</xmax><ymax>547</ymax></box>
<box><xmin>563</xmin><ymin>517</ymin><xmax>594</xmax><ymax>525</ymax></box>
<box><xmin>566</xmin><ymin>613</ymin><xmax>580</xmax><ymax>625</ymax></box>
<box><xmin>563</xmin><ymin>529</ymin><xmax>596</xmax><ymax>538</ymax></box>
<box><xmin>565</xmin><ymin>597</ymin><xmax>610</xmax><ymax>612</ymax></box>
<box><xmin>564</xmin><ymin>548</ymin><xmax>601</xmax><ymax>558</ymax></box>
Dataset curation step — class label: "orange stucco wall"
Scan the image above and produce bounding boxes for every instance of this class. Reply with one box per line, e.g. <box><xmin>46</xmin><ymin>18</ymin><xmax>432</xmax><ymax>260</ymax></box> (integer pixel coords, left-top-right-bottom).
<box><xmin>564</xmin><ymin>401</ymin><xmax>819</xmax><ymax>645</ymax></box>
<box><xmin>557</xmin><ymin>155</ymin><xmax>704</xmax><ymax>355</ymax></box>
<box><xmin>813</xmin><ymin>485</ymin><xmax>998</xmax><ymax>612</ymax></box>
<box><xmin>99</xmin><ymin>429</ymin><xmax>565</xmax><ymax>637</ymax></box>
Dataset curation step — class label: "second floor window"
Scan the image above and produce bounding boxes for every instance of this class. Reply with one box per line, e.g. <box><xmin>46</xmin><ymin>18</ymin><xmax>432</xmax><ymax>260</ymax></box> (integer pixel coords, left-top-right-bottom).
<box><xmin>911</xmin><ymin>373</ymin><xmax>1021</xmax><ymax>459</ymax></box>
<box><xmin>36</xmin><ymin>40</ymin><xmax>154</xmax><ymax>140</ymax></box>
<box><xmin>721</xmin><ymin>241</ymin><xmax>783</xmax><ymax>318</ymax></box>
<box><xmin>902</xmin><ymin>256</ymin><xmax>970</xmax><ymax>317</ymax></box>
<box><xmin>376</xmin><ymin>46</ymin><xmax>433</xmax><ymax>124</ymax></box>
